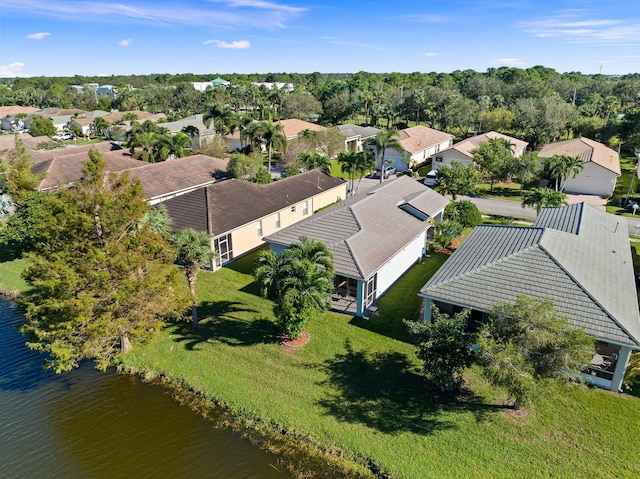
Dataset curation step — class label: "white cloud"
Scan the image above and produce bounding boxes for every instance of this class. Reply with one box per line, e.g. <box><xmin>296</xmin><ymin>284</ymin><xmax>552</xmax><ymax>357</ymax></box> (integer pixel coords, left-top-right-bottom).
<box><xmin>423</xmin><ymin>52</ymin><xmax>439</xmax><ymax>57</ymax></box>
<box><xmin>0</xmin><ymin>62</ymin><xmax>27</xmax><ymax>77</ymax></box>
<box><xmin>2</xmin><ymin>0</ymin><xmax>305</xmax><ymax>29</ymax></box>
<box><xmin>119</xmin><ymin>38</ymin><xmax>133</xmax><ymax>47</ymax></box>
<box><xmin>203</xmin><ymin>39</ymin><xmax>250</xmax><ymax>49</ymax></box>
<box><xmin>26</xmin><ymin>32</ymin><xmax>50</xmax><ymax>40</ymax></box>
<box><xmin>521</xmin><ymin>11</ymin><xmax>640</xmax><ymax>45</ymax></box>
<box><xmin>489</xmin><ymin>58</ymin><xmax>527</xmax><ymax>66</ymax></box>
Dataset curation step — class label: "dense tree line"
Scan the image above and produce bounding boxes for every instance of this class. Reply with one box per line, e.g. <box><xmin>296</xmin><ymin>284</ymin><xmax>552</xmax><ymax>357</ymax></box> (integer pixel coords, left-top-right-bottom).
<box><xmin>2</xmin><ymin>69</ymin><xmax>639</xmax><ymax>153</ymax></box>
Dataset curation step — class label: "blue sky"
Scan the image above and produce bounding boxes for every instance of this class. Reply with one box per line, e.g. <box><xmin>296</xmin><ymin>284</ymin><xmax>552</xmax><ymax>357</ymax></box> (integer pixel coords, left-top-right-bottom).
<box><xmin>1</xmin><ymin>0</ymin><xmax>638</xmax><ymax>77</ymax></box>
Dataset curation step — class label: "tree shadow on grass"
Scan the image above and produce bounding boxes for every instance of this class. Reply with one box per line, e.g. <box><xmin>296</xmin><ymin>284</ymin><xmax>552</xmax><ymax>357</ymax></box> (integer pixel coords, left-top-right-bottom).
<box><xmin>315</xmin><ymin>341</ymin><xmax>503</xmax><ymax>435</ymax></box>
<box><xmin>171</xmin><ymin>300</ymin><xmax>280</xmax><ymax>350</ymax></box>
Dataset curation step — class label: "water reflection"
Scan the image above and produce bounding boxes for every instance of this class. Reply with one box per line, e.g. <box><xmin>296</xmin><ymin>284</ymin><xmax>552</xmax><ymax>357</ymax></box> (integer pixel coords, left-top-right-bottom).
<box><xmin>0</xmin><ymin>300</ymin><xmax>290</xmax><ymax>479</ymax></box>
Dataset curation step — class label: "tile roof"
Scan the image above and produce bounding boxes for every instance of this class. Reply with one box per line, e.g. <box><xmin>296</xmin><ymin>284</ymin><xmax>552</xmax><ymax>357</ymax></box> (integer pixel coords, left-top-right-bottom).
<box><xmin>163</xmin><ymin>169</ymin><xmax>346</xmax><ymax>236</ymax></box>
<box><xmin>124</xmin><ymin>154</ymin><xmax>228</xmax><ymax>200</ymax></box>
<box><xmin>420</xmin><ymin>203</ymin><xmax>640</xmax><ymax>347</ymax></box>
<box><xmin>274</xmin><ymin>119</ymin><xmax>327</xmax><ymax>139</ymax></box>
<box><xmin>538</xmin><ymin>137</ymin><xmax>621</xmax><ymax>175</ymax></box>
<box><xmin>155</xmin><ymin>114</ymin><xmax>216</xmax><ymax>135</ymax></box>
<box><xmin>0</xmin><ymin>106</ymin><xmax>39</xmax><ymax>116</ymax></box>
<box><xmin>266</xmin><ymin>176</ymin><xmax>448</xmax><ymax>279</ymax></box>
<box><xmin>398</xmin><ymin>125</ymin><xmax>454</xmax><ymax>154</ymax></box>
<box><xmin>441</xmin><ymin>131</ymin><xmax>528</xmax><ymax>160</ymax></box>
<box><xmin>29</xmin><ymin>142</ymin><xmax>142</xmax><ymax>189</ymax></box>
<box><xmin>335</xmin><ymin>124</ymin><xmax>380</xmax><ymax>140</ymax></box>
<box><xmin>0</xmin><ymin>133</ymin><xmax>50</xmax><ymax>152</ymax></box>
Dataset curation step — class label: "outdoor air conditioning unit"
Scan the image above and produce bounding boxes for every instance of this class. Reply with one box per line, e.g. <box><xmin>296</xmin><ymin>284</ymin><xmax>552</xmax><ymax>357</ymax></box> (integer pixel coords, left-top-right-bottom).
<box><xmin>435</xmin><ymin>157</ymin><xmax>442</xmax><ymax>162</ymax></box>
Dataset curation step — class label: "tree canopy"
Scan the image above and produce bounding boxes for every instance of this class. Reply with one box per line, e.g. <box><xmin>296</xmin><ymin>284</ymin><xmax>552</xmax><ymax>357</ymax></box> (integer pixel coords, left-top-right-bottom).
<box><xmin>19</xmin><ymin>148</ymin><xmax>189</xmax><ymax>373</ymax></box>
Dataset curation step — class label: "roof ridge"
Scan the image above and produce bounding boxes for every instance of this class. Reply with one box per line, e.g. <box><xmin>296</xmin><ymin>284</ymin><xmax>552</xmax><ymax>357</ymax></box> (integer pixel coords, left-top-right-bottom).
<box><xmin>538</xmin><ymin>243</ymin><xmax>639</xmax><ymax>345</ymax></box>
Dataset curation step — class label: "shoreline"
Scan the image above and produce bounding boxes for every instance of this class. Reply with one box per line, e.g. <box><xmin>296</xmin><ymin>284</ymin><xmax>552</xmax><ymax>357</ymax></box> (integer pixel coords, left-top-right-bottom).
<box><xmin>119</xmin><ymin>363</ymin><xmax>383</xmax><ymax>479</ymax></box>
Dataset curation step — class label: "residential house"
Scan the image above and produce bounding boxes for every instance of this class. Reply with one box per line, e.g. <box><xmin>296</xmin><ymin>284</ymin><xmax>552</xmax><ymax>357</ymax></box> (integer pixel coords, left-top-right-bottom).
<box><xmin>418</xmin><ymin>202</ymin><xmax>640</xmax><ymax>392</ymax></box>
<box><xmin>335</xmin><ymin>124</ymin><xmax>380</xmax><ymax>154</ymax></box>
<box><xmin>0</xmin><ymin>133</ymin><xmax>50</xmax><ymax>152</ymax></box>
<box><xmin>155</xmin><ymin>113</ymin><xmax>217</xmax><ymax>150</ymax></box>
<box><xmin>29</xmin><ymin>142</ymin><xmax>142</xmax><ymax>190</ymax></box>
<box><xmin>126</xmin><ymin>154</ymin><xmax>228</xmax><ymax>205</ymax></box>
<box><xmin>265</xmin><ymin>176</ymin><xmax>448</xmax><ymax>317</ymax></box>
<box><xmin>538</xmin><ymin>137</ymin><xmax>620</xmax><ymax>196</ymax></box>
<box><xmin>275</xmin><ymin>118</ymin><xmax>327</xmax><ymax>141</ymax></box>
<box><xmin>253</xmin><ymin>82</ymin><xmax>294</xmax><ymax>92</ymax></box>
<box><xmin>369</xmin><ymin>125</ymin><xmax>455</xmax><ymax>173</ymax></box>
<box><xmin>431</xmin><ymin>131</ymin><xmax>528</xmax><ymax>171</ymax></box>
<box><xmin>0</xmin><ymin>106</ymin><xmax>39</xmax><ymax>131</ymax></box>
<box><xmin>163</xmin><ymin>169</ymin><xmax>347</xmax><ymax>269</ymax></box>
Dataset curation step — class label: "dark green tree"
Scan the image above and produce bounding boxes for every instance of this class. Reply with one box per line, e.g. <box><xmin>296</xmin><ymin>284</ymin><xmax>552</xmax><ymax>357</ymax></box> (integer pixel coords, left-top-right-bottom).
<box><xmin>478</xmin><ymin>295</ymin><xmax>595</xmax><ymax>409</ymax></box>
<box><xmin>405</xmin><ymin>307</ymin><xmax>476</xmax><ymax>391</ymax></box>
<box><xmin>473</xmin><ymin>137</ymin><xmax>514</xmax><ymax>192</ymax></box>
<box><xmin>29</xmin><ymin>115</ymin><xmax>56</xmax><ymax>137</ymax></box>
<box><xmin>435</xmin><ymin>162</ymin><xmax>481</xmax><ymax>200</ymax></box>
<box><xmin>444</xmin><ymin>200</ymin><xmax>481</xmax><ymax>228</ymax></box>
<box><xmin>20</xmin><ymin>148</ymin><xmax>189</xmax><ymax>373</ymax></box>
<box><xmin>371</xmin><ymin>129</ymin><xmax>403</xmax><ymax>183</ymax></box>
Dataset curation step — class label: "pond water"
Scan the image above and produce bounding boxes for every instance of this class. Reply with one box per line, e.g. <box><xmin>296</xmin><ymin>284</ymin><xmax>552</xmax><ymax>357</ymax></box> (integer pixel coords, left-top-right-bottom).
<box><xmin>0</xmin><ymin>299</ymin><xmax>291</xmax><ymax>479</ymax></box>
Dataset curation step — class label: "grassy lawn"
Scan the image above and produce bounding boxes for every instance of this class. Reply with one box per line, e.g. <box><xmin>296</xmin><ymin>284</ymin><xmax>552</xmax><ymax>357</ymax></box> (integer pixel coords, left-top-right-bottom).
<box><xmin>0</xmin><ymin>252</ymin><xmax>32</xmax><ymax>296</ymax></box>
<box><xmin>475</xmin><ymin>181</ymin><xmax>530</xmax><ymax>202</ymax></box>
<box><xmin>607</xmin><ymin>155</ymin><xmax>638</xmax><ymax>217</ymax></box>
<box><xmin>120</xmin><ymin>251</ymin><xmax>640</xmax><ymax>479</ymax></box>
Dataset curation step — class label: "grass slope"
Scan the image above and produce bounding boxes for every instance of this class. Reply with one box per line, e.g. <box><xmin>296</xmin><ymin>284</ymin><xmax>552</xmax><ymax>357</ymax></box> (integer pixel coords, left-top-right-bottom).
<box><xmin>122</xmin><ymin>253</ymin><xmax>640</xmax><ymax>479</ymax></box>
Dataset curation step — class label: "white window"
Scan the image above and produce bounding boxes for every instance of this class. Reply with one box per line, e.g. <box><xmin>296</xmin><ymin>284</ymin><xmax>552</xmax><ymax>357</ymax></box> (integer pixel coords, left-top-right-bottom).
<box><xmin>435</xmin><ymin>157</ymin><xmax>442</xmax><ymax>162</ymax></box>
<box><xmin>257</xmin><ymin>220</ymin><xmax>262</xmax><ymax>237</ymax></box>
<box><xmin>302</xmin><ymin>201</ymin><xmax>308</xmax><ymax>216</ymax></box>
<box><xmin>275</xmin><ymin>212</ymin><xmax>281</xmax><ymax>228</ymax></box>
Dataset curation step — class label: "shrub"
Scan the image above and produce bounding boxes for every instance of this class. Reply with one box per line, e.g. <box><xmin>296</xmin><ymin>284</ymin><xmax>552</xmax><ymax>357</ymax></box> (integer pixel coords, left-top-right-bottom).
<box><xmin>444</xmin><ymin>200</ymin><xmax>482</xmax><ymax>228</ymax></box>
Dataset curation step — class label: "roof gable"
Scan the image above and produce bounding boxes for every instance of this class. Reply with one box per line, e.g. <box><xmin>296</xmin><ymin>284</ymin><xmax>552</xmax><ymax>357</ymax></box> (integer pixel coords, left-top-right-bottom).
<box><xmin>421</xmin><ymin>203</ymin><xmax>640</xmax><ymax>346</ymax></box>
<box><xmin>442</xmin><ymin>131</ymin><xmax>528</xmax><ymax>159</ymax></box>
<box><xmin>266</xmin><ymin>176</ymin><xmax>448</xmax><ymax>279</ymax></box>
<box><xmin>397</xmin><ymin>125</ymin><xmax>454</xmax><ymax>154</ymax></box>
<box><xmin>538</xmin><ymin>137</ymin><xmax>621</xmax><ymax>175</ymax></box>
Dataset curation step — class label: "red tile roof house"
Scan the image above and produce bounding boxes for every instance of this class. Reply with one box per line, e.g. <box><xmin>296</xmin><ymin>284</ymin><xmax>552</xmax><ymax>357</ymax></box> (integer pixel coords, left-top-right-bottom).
<box><xmin>431</xmin><ymin>131</ymin><xmax>528</xmax><ymax>172</ymax></box>
<box><xmin>162</xmin><ymin>169</ymin><xmax>347</xmax><ymax>269</ymax></box>
<box><xmin>369</xmin><ymin>125</ymin><xmax>454</xmax><ymax>173</ymax></box>
<box><xmin>538</xmin><ymin>137</ymin><xmax>621</xmax><ymax>197</ymax></box>
<box><xmin>265</xmin><ymin>176</ymin><xmax>448</xmax><ymax>317</ymax></box>
<box><xmin>274</xmin><ymin>118</ymin><xmax>327</xmax><ymax>141</ymax></box>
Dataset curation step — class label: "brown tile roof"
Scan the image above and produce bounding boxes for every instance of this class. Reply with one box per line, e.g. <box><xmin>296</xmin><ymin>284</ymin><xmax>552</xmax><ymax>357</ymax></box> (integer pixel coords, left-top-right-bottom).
<box><xmin>398</xmin><ymin>125</ymin><xmax>454</xmax><ymax>154</ymax></box>
<box><xmin>163</xmin><ymin>169</ymin><xmax>346</xmax><ymax>236</ymax></box>
<box><xmin>538</xmin><ymin>137</ymin><xmax>621</xmax><ymax>175</ymax></box>
<box><xmin>124</xmin><ymin>154</ymin><xmax>229</xmax><ymax>201</ymax></box>
<box><xmin>444</xmin><ymin>131</ymin><xmax>528</xmax><ymax>159</ymax></box>
<box><xmin>0</xmin><ymin>106</ymin><xmax>39</xmax><ymax>116</ymax></box>
<box><xmin>275</xmin><ymin>119</ymin><xmax>327</xmax><ymax>139</ymax></box>
<box><xmin>30</xmin><ymin>143</ymin><xmax>142</xmax><ymax>190</ymax></box>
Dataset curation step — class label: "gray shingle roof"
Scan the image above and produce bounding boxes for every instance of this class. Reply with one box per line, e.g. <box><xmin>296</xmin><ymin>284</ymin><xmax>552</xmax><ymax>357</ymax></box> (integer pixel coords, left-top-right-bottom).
<box><xmin>420</xmin><ymin>203</ymin><xmax>640</xmax><ymax>347</ymax></box>
<box><xmin>266</xmin><ymin>176</ymin><xmax>448</xmax><ymax>279</ymax></box>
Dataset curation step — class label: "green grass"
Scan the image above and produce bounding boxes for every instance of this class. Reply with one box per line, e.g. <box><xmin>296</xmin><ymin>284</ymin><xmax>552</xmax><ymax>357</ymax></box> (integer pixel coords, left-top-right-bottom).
<box><xmin>121</xmin><ymin>253</ymin><xmax>640</xmax><ymax>479</ymax></box>
<box><xmin>0</xmin><ymin>255</ymin><xmax>32</xmax><ymax>296</ymax></box>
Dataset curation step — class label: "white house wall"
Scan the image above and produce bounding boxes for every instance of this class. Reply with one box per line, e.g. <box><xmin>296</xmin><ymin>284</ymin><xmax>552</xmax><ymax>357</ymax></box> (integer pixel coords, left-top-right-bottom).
<box><xmin>564</xmin><ymin>162</ymin><xmax>617</xmax><ymax>196</ymax></box>
<box><xmin>432</xmin><ymin>149</ymin><xmax>472</xmax><ymax>171</ymax></box>
<box><xmin>374</xmin><ymin>232</ymin><xmax>427</xmax><ymax>295</ymax></box>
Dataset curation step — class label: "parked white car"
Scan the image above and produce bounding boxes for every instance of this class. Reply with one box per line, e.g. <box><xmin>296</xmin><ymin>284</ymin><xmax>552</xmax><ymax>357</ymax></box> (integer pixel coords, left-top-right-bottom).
<box><xmin>53</xmin><ymin>132</ymin><xmax>74</xmax><ymax>141</ymax></box>
<box><xmin>423</xmin><ymin>170</ymin><xmax>439</xmax><ymax>187</ymax></box>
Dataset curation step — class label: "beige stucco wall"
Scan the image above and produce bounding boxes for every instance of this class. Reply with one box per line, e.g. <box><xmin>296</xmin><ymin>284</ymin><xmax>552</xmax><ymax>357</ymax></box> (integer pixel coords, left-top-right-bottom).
<box><xmin>226</xmin><ymin>182</ymin><xmax>348</xmax><ymax>261</ymax></box>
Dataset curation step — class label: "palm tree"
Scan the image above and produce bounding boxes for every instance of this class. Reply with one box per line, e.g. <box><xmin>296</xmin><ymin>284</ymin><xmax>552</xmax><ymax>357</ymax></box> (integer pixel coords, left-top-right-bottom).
<box><xmin>372</xmin><ymin>129</ymin><xmax>404</xmax><ymax>183</ymax></box>
<box><xmin>353</xmin><ymin>149</ymin><xmax>376</xmax><ymax>193</ymax></box>
<box><xmin>521</xmin><ymin>188</ymin><xmax>566</xmax><ymax>215</ymax></box>
<box><xmin>181</xmin><ymin>125</ymin><xmax>200</xmax><ymax>149</ymax></box>
<box><xmin>254</xmin><ymin>236</ymin><xmax>334</xmax><ymax>340</ymax></box>
<box><xmin>338</xmin><ymin>151</ymin><xmax>358</xmax><ymax>193</ymax></box>
<box><xmin>254</xmin><ymin>120</ymin><xmax>286</xmax><ymax>175</ymax></box>
<box><xmin>93</xmin><ymin>116</ymin><xmax>110</xmax><ymax>138</ymax></box>
<box><xmin>203</xmin><ymin>102</ymin><xmax>233</xmax><ymax>136</ymax></box>
<box><xmin>173</xmin><ymin>228</ymin><xmax>216</xmax><ymax>327</ymax></box>
<box><xmin>155</xmin><ymin>132</ymin><xmax>192</xmax><ymax>161</ymax></box>
<box><xmin>545</xmin><ymin>155</ymin><xmax>584</xmax><ymax>192</ymax></box>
